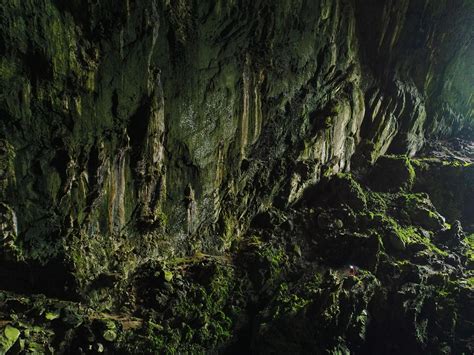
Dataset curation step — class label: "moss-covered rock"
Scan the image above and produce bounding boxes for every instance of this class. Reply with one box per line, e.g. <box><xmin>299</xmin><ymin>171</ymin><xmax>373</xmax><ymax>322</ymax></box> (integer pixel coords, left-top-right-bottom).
<box><xmin>0</xmin><ymin>0</ymin><xmax>473</xmax><ymax>353</ymax></box>
<box><xmin>414</xmin><ymin>159</ymin><xmax>474</xmax><ymax>231</ymax></box>
<box><xmin>325</xmin><ymin>173</ymin><xmax>368</xmax><ymax>210</ymax></box>
<box><xmin>367</xmin><ymin>155</ymin><xmax>416</xmax><ymax>192</ymax></box>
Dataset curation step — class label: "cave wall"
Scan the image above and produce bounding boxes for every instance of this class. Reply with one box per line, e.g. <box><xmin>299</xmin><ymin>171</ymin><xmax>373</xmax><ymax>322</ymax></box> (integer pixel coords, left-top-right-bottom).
<box><xmin>355</xmin><ymin>0</ymin><xmax>474</xmax><ymax>155</ymax></box>
<box><xmin>0</xmin><ymin>0</ymin><xmax>472</xmax><ymax>297</ymax></box>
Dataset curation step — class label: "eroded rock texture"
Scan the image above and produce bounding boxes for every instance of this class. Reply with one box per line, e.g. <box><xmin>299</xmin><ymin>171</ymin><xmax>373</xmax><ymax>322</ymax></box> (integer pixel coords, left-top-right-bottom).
<box><xmin>0</xmin><ymin>0</ymin><xmax>472</xmax><ymax>353</ymax></box>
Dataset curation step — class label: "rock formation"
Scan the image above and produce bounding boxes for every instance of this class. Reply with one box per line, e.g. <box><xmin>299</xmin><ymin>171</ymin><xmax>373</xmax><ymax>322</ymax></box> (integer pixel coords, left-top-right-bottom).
<box><xmin>0</xmin><ymin>0</ymin><xmax>472</xmax><ymax>353</ymax></box>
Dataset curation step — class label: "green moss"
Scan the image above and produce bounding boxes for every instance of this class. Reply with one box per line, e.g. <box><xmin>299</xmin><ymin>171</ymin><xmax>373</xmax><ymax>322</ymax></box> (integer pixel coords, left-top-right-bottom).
<box><xmin>0</xmin><ymin>325</ymin><xmax>20</xmax><ymax>353</ymax></box>
<box><xmin>127</xmin><ymin>259</ymin><xmax>242</xmax><ymax>353</ymax></box>
<box><xmin>0</xmin><ymin>139</ymin><xmax>16</xmax><ymax>194</ymax></box>
<box><xmin>370</xmin><ymin>155</ymin><xmax>416</xmax><ymax>192</ymax></box>
<box><xmin>221</xmin><ymin>213</ymin><xmax>238</xmax><ymax>251</ymax></box>
<box><xmin>0</xmin><ymin>59</ymin><xmax>17</xmax><ymax>80</ymax></box>
<box><xmin>393</xmin><ymin>224</ymin><xmax>417</xmax><ymax>244</ymax></box>
<box><xmin>441</xmin><ymin>160</ymin><xmax>473</xmax><ymax>168</ymax></box>
<box><xmin>323</xmin><ymin>166</ymin><xmax>334</xmax><ymax>178</ymax></box>
<box><xmin>44</xmin><ymin>311</ymin><xmax>60</xmax><ymax>321</ymax></box>
<box><xmin>406</xmin><ymin>157</ymin><xmax>416</xmax><ymax>189</ymax></box>
<box><xmin>400</xmin><ymin>193</ymin><xmax>425</xmax><ymax>205</ymax></box>
<box><xmin>466</xmin><ymin>277</ymin><xmax>474</xmax><ymax>288</ymax></box>
<box><xmin>154</xmin><ymin>209</ymin><xmax>168</xmax><ymax>227</ymax></box>
<box><xmin>336</xmin><ymin>173</ymin><xmax>366</xmax><ymax>198</ymax></box>
<box><xmin>367</xmin><ymin>211</ymin><xmax>447</xmax><ymax>256</ymax></box>
<box><xmin>163</xmin><ymin>270</ymin><xmax>173</xmax><ymax>282</ymax></box>
<box><xmin>413</xmin><ymin>159</ymin><xmax>474</xmax><ymax>225</ymax></box>
<box><xmin>239</xmin><ymin>235</ymin><xmax>288</xmax><ymax>276</ymax></box>
<box><xmin>273</xmin><ymin>283</ymin><xmax>310</xmax><ymax>319</ymax></box>
<box><xmin>466</xmin><ymin>233</ymin><xmax>474</xmax><ymax>262</ymax></box>
<box><xmin>246</xmin><ymin>235</ymin><xmax>264</xmax><ymax>249</ymax></box>
<box><xmin>273</xmin><ymin>272</ymin><xmax>325</xmax><ymax>317</ymax></box>
<box><xmin>389</xmin><ymin>220</ymin><xmax>447</xmax><ymax>256</ymax></box>
<box><xmin>255</xmin><ymin>243</ymin><xmax>288</xmax><ymax>278</ymax></box>
<box><xmin>331</xmin><ymin>173</ymin><xmax>368</xmax><ymax>209</ymax></box>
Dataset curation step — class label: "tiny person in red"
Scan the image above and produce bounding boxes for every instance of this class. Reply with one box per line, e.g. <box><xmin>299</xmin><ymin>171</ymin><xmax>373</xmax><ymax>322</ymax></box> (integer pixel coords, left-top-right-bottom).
<box><xmin>347</xmin><ymin>265</ymin><xmax>357</xmax><ymax>276</ymax></box>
